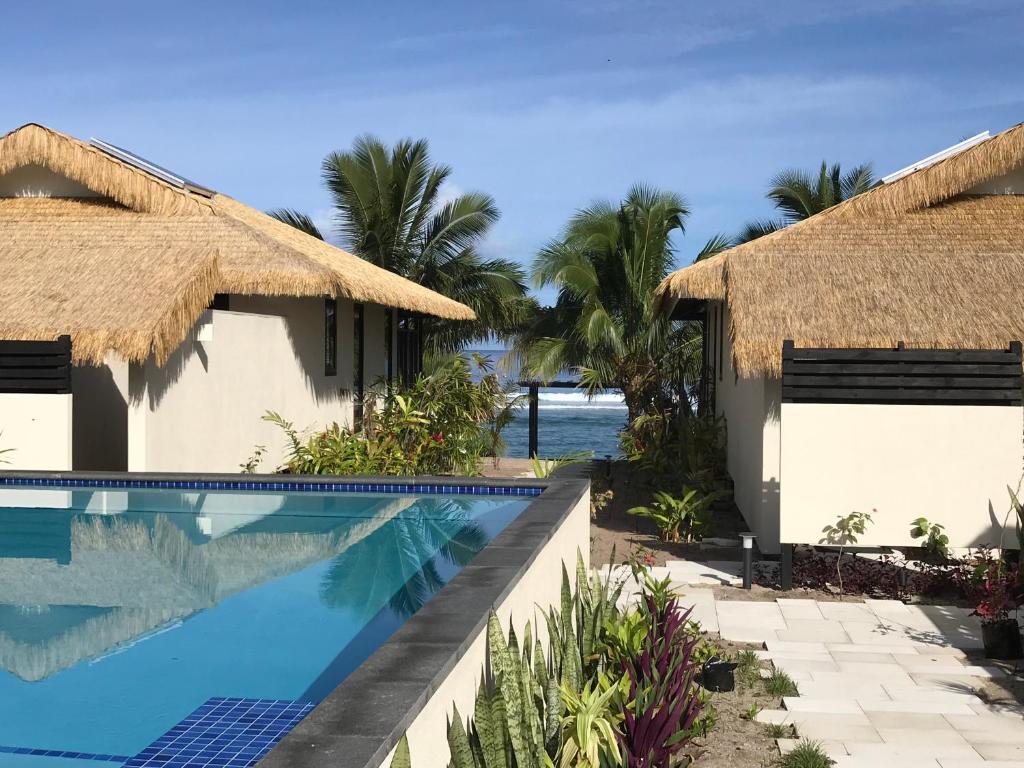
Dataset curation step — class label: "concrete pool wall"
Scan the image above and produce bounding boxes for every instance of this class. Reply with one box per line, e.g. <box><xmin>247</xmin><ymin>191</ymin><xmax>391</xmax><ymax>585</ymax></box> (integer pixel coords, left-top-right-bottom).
<box><xmin>261</xmin><ymin>475</ymin><xmax>591</xmax><ymax>768</ymax></box>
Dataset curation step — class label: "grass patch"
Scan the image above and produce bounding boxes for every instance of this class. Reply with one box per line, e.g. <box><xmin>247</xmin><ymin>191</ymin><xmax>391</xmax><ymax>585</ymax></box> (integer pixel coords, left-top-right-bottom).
<box><xmin>779</xmin><ymin>740</ymin><xmax>834</xmax><ymax>768</ymax></box>
<box><xmin>764</xmin><ymin>669</ymin><xmax>799</xmax><ymax>697</ymax></box>
<box><xmin>740</xmin><ymin>703</ymin><xmax>761</xmax><ymax>721</ymax></box>
<box><xmin>735</xmin><ymin>649</ymin><xmax>762</xmax><ymax>687</ymax></box>
<box><xmin>764</xmin><ymin>722</ymin><xmax>792</xmax><ymax>739</ymax></box>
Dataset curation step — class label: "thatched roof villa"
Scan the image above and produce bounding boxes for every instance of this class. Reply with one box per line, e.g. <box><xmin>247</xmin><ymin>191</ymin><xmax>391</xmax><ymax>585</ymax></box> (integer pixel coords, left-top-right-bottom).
<box><xmin>0</xmin><ymin>123</ymin><xmax>473</xmax><ymax>472</ymax></box>
<box><xmin>656</xmin><ymin>123</ymin><xmax>1024</xmax><ymax>563</ymax></box>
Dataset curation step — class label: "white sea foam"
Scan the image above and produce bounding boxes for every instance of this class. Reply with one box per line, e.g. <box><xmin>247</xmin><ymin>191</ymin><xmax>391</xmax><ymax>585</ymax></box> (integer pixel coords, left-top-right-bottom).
<box><xmin>535</xmin><ymin>391</ymin><xmax>626</xmax><ymax>410</ymax></box>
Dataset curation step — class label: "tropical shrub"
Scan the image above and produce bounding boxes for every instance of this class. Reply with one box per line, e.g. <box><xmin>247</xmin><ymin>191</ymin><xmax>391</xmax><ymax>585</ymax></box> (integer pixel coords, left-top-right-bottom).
<box><xmin>399</xmin><ymin>554</ymin><xmax>713</xmax><ymax>768</ymax></box>
<box><xmin>262</xmin><ymin>354</ymin><xmax>516</xmax><ymax>476</ymax></box>
<box><xmin>445</xmin><ymin>553</ymin><xmax>625</xmax><ymax>768</ymax></box>
<box><xmin>621</xmin><ymin>413</ymin><xmax>728</xmax><ymax>495</ymax></box>
<box><xmin>617</xmin><ymin>594</ymin><xmax>705</xmax><ymax>766</ymax></box>
<box><xmin>910</xmin><ymin>517</ymin><xmax>950</xmax><ymax>560</ymax></box>
<box><xmin>819</xmin><ymin>510</ymin><xmax>874</xmax><ymax>594</ymax></box>
<box><xmin>531</xmin><ymin>450</ymin><xmax>593</xmax><ymax>479</ymax></box>
<box><xmin>627</xmin><ymin>488</ymin><xmax>723</xmax><ymax>543</ymax></box>
<box><xmin>971</xmin><ymin>559</ymin><xmax>1022</xmax><ymax>624</ymax></box>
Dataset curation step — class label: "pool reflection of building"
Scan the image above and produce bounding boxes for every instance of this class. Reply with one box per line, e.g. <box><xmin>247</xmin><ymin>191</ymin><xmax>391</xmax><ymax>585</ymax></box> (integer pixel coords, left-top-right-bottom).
<box><xmin>0</xmin><ymin>490</ymin><xmax>422</xmax><ymax>682</ymax></box>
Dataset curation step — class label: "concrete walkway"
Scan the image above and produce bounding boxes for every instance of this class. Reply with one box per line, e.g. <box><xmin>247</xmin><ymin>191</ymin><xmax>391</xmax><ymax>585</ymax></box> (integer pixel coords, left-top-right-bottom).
<box><xmin>604</xmin><ymin>565</ymin><xmax>1024</xmax><ymax>767</ymax></box>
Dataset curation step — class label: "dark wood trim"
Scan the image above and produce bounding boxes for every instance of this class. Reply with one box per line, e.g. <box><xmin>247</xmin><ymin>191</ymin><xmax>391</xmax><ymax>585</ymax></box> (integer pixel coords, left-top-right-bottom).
<box><xmin>0</xmin><ymin>336</ymin><xmax>71</xmax><ymax>394</ymax></box>
<box><xmin>781</xmin><ymin>340</ymin><xmax>1023</xmax><ymax>406</ymax></box>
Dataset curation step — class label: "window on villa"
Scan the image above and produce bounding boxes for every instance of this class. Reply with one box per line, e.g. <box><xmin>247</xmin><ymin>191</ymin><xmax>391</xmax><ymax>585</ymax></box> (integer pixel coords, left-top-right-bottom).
<box><xmin>385</xmin><ymin>309</ymin><xmax>394</xmax><ymax>382</ymax></box>
<box><xmin>353</xmin><ymin>303</ymin><xmax>365</xmax><ymax>428</ymax></box>
<box><xmin>324</xmin><ymin>297</ymin><xmax>338</xmax><ymax>376</ymax></box>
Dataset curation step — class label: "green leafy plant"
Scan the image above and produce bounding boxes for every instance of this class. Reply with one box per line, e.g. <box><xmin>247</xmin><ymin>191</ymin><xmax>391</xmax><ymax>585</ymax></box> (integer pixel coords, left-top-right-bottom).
<box><xmin>621</xmin><ymin>413</ymin><xmax>729</xmax><ymax>494</ymax></box>
<box><xmin>741</xmin><ymin>703</ymin><xmax>762</xmax><ymax>721</ymax></box>
<box><xmin>557</xmin><ymin>679</ymin><xmax>623</xmax><ymax>768</ymax></box>
<box><xmin>442</xmin><ymin>550</ymin><xmax>626</xmax><ymax>768</ymax></box>
<box><xmin>627</xmin><ymin>487</ymin><xmax>724</xmax><ymax>543</ymax></box>
<box><xmin>780</xmin><ymin>739</ymin><xmax>835</xmax><ymax>768</ymax></box>
<box><xmin>1008</xmin><ymin>486</ymin><xmax>1024</xmax><ymax>552</ymax></box>
<box><xmin>531</xmin><ymin>450</ymin><xmax>593</xmax><ymax>479</ymax></box>
<box><xmin>264</xmin><ymin>353</ymin><xmax>513</xmax><ymax>476</ymax></box>
<box><xmin>388</xmin><ymin>735</ymin><xmax>411</xmax><ymax>768</ymax></box>
<box><xmin>910</xmin><ymin>517</ymin><xmax>950</xmax><ymax>560</ymax></box>
<box><xmin>625</xmin><ymin>556</ymin><xmax>677</xmax><ymax>615</ymax></box>
<box><xmin>764</xmin><ymin>669</ymin><xmax>799</xmax><ymax>697</ymax></box>
<box><xmin>240</xmin><ymin>444</ymin><xmax>267</xmax><ymax>474</ymax></box>
<box><xmin>820</xmin><ymin>510</ymin><xmax>874</xmax><ymax>594</ymax></box>
<box><xmin>734</xmin><ymin>649</ymin><xmax>762</xmax><ymax>688</ymax></box>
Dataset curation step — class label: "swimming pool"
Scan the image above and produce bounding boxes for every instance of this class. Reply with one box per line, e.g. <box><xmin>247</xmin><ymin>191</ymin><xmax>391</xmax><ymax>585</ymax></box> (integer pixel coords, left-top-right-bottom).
<box><xmin>0</xmin><ymin>477</ymin><xmax>535</xmax><ymax>768</ymax></box>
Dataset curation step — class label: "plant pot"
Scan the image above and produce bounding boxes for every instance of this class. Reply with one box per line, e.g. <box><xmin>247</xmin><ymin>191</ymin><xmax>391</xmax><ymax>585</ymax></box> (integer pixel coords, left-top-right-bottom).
<box><xmin>982</xmin><ymin>618</ymin><xmax>1023</xmax><ymax>660</ymax></box>
<box><xmin>699</xmin><ymin>657</ymin><xmax>737</xmax><ymax>692</ymax></box>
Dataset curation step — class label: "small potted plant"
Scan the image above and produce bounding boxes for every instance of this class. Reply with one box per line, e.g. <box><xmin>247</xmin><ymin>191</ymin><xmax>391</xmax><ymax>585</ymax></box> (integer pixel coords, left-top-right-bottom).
<box><xmin>972</xmin><ymin>560</ymin><xmax>1023</xmax><ymax>660</ymax></box>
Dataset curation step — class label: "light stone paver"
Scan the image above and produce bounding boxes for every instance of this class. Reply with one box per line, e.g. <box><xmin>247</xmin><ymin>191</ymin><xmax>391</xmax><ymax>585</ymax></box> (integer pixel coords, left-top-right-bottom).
<box><xmin>845</xmin><ymin>742</ymin><xmax>984</xmax><ymax>760</ymax></box>
<box><xmin>972</xmin><ymin>745</ymin><xmax>1024</xmax><ymax>761</ymax></box>
<box><xmin>833</xmin><ymin>757</ymin><xmax>941</xmax><ymax>768</ymax></box>
<box><xmin>605</xmin><ymin>568</ymin><xmax>1024</xmax><ymax>767</ymax></box>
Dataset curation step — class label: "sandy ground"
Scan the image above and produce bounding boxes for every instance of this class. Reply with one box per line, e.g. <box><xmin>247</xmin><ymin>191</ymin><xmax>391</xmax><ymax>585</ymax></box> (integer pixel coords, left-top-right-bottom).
<box><xmin>687</xmin><ymin>638</ymin><xmax>789</xmax><ymax>768</ymax></box>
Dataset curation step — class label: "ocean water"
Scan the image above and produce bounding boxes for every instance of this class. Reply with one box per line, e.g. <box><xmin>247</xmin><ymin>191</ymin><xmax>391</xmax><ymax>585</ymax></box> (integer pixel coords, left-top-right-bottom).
<box><xmin>467</xmin><ymin>350</ymin><xmax>628</xmax><ymax>459</ymax></box>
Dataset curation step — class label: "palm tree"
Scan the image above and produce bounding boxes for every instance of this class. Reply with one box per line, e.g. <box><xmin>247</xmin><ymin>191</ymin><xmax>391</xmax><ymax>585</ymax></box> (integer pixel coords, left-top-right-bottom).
<box><xmin>270</xmin><ymin>136</ymin><xmax>533</xmax><ymax>353</ymax></box>
<box><xmin>515</xmin><ymin>185</ymin><xmax>690</xmax><ymax>422</ymax></box>
<box><xmin>737</xmin><ymin>161</ymin><xmax>874</xmax><ymax>243</ymax></box>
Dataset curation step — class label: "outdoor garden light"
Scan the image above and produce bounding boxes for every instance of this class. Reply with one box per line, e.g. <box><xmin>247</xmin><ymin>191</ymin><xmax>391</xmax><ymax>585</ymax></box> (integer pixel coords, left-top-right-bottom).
<box><xmin>741</xmin><ymin>533</ymin><xmax>756</xmax><ymax>589</ymax></box>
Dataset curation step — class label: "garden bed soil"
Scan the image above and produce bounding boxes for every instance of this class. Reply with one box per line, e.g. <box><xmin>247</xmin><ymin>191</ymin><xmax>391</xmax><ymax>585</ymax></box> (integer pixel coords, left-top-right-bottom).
<box><xmin>687</xmin><ymin>638</ymin><xmax>788</xmax><ymax>768</ymax></box>
<box><xmin>589</xmin><ymin>462</ymin><xmax>974</xmax><ymax>606</ymax></box>
<box><xmin>589</xmin><ymin>462</ymin><xmax>748</xmax><ymax>568</ymax></box>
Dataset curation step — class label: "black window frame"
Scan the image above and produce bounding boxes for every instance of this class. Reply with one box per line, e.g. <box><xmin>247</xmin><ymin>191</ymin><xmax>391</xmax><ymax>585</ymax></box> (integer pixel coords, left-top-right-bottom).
<box><xmin>324</xmin><ymin>297</ymin><xmax>338</xmax><ymax>376</ymax></box>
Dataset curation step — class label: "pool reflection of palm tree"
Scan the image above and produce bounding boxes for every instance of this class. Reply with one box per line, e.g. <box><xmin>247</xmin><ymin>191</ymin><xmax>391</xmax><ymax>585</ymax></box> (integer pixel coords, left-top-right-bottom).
<box><xmin>319</xmin><ymin>500</ymin><xmax>487</xmax><ymax>619</ymax></box>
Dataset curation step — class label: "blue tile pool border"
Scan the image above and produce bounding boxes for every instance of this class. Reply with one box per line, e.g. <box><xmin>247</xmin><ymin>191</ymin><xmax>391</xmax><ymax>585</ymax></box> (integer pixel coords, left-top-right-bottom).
<box><xmin>124</xmin><ymin>697</ymin><xmax>316</xmax><ymax>768</ymax></box>
<box><xmin>0</xmin><ymin>474</ymin><xmax>544</xmax><ymax>497</ymax></box>
<box><xmin>0</xmin><ymin>744</ymin><xmax>130</xmax><ymax>763</ymax></box>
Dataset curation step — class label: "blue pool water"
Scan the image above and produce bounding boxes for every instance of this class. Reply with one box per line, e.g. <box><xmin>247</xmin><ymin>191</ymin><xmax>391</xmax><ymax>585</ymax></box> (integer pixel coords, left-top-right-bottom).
<box><xmin>0</xmin><ymin>484</ymin><xmax>529</xmax><ymax>767</ymax></box>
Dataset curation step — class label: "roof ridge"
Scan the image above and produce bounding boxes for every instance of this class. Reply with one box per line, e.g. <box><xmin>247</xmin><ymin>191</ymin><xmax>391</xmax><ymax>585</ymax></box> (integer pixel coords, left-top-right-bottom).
<box><xmin>0</xmin><ymin>123</ymin><xmax>213</xmax><ymax>215</ymax></box>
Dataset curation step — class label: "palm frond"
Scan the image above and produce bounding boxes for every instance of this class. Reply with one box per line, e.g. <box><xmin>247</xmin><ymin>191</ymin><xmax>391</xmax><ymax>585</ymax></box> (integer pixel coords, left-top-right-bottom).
<box><xmin>694</xmin><ymin>233</ymin><xmax>734</xmax><ymax>261</ymax></box>
<box><xmin>267</xmin><ymin>209</ymin><xmax>325</xmax><ymax>240</ymax></box>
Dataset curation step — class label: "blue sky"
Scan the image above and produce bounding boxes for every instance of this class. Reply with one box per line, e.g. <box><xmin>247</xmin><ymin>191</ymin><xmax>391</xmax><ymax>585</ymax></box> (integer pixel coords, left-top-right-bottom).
<box><xmin>2</xmin><ymin>1</ymin><xmax>1022</xmax><ymax>303</ymax></box>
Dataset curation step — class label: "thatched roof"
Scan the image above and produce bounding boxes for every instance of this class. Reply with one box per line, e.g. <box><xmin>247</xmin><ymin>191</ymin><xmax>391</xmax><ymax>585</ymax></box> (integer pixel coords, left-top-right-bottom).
<box><xmin>0</xmin><ymin>123</ymin><xmax>474</xmax><ymax>365</ymax></box>
<box><xmin>656</xmin><ymin>122</ymin><xmax>1024</xmax><ymax>378</ymax></box>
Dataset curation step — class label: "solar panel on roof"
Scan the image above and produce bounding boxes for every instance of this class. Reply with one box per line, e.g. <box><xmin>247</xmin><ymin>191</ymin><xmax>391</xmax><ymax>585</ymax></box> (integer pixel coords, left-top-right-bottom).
<box><xmin>89</xmin><ymin>138</ymin><xmax>215</xmax><ymax>197</ymax></box>
<box><xmin>881</xmin><ymin>131</ymin><xmax>991</xmax><ymax>184</ymax></box>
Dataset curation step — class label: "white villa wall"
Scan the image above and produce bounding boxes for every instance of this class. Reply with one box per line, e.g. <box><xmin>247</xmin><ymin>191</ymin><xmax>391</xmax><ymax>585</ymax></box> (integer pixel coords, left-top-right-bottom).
<box><xmin>0</xmin><ymin>164</ymin><xmax>100</xmax><ymax>197</ymax></box>
<box><xmin>968</xmin><ymin>168</ymin><xmax>1024</xmax><ymax>195</ymax></box>
<box><xmin>780</xmin><ymin>403</ymin><xmax>1024</xmax><ymax>549</ymax></box>
<box><xmin>383</xmin><ymin>488</ymin><xmax>591</xmax><ymax>768</ymax></box>
<box><xmin>128</xmin><ymin>296</ymin><xmax>352</xmax><ymax>473</ymax></box>
<box><xmin>710</xmin><ymin>302</ymin><xmax>782</xmax><ymax>553</ymax></box>
<box><xmin>0</xmin><ymin>393</ymin><xmax>72</xmax><ymax>470</ymax></box>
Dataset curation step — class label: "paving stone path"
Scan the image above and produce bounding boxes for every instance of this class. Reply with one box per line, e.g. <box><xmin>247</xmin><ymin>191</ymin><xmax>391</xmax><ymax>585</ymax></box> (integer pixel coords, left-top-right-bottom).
<box><xmin>603</xmin><ymin>563</ymin><xmax>1024</xmax><ymax>768</ymax></box>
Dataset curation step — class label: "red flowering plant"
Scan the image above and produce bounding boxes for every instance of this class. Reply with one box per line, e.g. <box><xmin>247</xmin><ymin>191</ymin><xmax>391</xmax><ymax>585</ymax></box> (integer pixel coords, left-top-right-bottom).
<box><xmin>971</xmin><ymin>559</ymin><xmax>1022</xmax><ymax>625</ymax></box>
